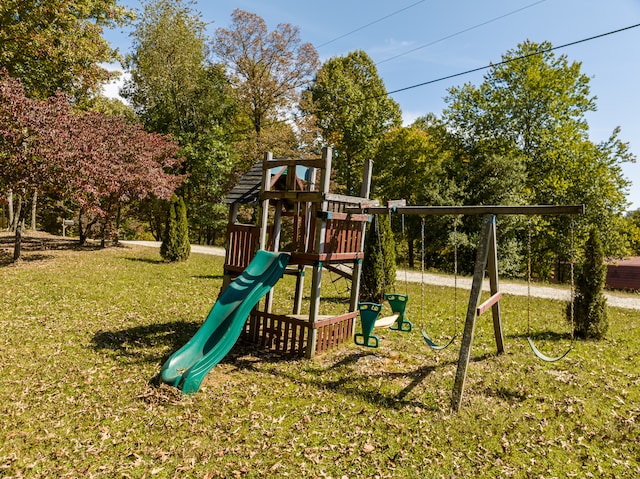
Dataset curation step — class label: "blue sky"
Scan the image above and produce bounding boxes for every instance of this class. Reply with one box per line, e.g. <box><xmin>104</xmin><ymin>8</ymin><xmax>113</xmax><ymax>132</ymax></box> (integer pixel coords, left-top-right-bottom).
<box><xmin>103</xmin><ymin>0</ymin><xmax>640</xmax><ymax>210</ymax></box>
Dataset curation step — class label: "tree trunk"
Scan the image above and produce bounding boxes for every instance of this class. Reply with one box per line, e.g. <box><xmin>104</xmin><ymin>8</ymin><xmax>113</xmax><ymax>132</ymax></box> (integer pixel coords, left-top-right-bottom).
<box><xmin>10</xmin><ymin>193</ymin><xmax>22</xmax><ymax>232</ymax></box>
<box><xmin>13</xmin><ymin>206</ymin><xmax>27</xmax><ymax>261</ymax></box>
<box><xmin>408</xmin><ymin>238</ymin><xmax>415</xmax><ymax>269</ymax></box>
<box><xmin>114</xmin><ymin>206</ymin><xmax>121</xmax><ymax>246</ymax></box>
<box><xmin>7</xmin><ymin>190</ymin><xmax>14</xmax><ymax>230</ymax></box>
<box><xmin>31</xmin><ymin>190</ymin><xmax>37</xmax><ymax>231</ymax></box>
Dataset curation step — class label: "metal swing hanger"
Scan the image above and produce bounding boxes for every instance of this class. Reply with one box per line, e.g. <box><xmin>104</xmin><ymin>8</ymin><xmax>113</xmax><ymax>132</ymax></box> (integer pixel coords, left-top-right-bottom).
<box><xmin>526</xmin><ymin>218</ymin><xmax>575</xmax><ymax>362</ymax></box>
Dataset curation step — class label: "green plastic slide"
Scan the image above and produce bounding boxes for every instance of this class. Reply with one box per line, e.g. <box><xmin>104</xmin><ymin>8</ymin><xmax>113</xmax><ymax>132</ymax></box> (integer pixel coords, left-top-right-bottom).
<box><xmin>160</xmin><ymin>250</ymin><xmax>290</xmax><ymax>394</ymax></box>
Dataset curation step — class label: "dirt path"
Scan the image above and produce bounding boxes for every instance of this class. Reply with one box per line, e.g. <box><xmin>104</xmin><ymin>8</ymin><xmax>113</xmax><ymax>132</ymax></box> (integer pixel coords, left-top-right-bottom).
<box><xmin>121</xmin><ymin>241</ymin><xmax>640</xmax><ymax>311</ymax></box>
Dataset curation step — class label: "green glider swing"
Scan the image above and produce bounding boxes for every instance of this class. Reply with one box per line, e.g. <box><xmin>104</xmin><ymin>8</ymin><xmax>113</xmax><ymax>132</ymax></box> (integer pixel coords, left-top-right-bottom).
<box><xmin>355</xmin><ymin>211</ymin><xmax>412</xmax><ymax>348</ymax></box>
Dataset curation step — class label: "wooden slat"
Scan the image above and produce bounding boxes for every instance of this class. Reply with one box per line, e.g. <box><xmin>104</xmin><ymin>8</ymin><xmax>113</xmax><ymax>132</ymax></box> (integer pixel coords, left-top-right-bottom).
<box><xmin>477</xmin><ymin>292</ymin><xmax>503</xmax><ymax>316</ymax></box>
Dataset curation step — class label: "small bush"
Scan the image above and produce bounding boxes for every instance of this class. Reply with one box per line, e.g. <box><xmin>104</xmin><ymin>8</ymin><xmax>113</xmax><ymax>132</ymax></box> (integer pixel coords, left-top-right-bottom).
<box><xmin>568</xmin><ymin>227</ymin><xmax>608</xmax><ymax>339</ymax></box>
<box><xmin>361</xmin><ymin>214</ymin><xmax>396</xmax><ymax>303</ymax></box>
<box><xmin>160</xmin><ymin>195</ymin><xmax>190</xmax><ymax>262</ymax></box>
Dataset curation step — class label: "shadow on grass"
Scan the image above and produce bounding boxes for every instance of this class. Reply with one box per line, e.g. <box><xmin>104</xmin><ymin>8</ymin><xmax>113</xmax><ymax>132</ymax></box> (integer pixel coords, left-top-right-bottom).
<box><xmin>122</xmin><ymin>256</ymin><xmax>165</xmax><ymax>265</ymax></box>
<box><xmin>193</xmin><ymin>274</ymin><xmax>225</xmax><ymax>280</ymax></box>
<box><xmin>91</xmin><ymin>320</ymin><xmax>201</xmax><ymax>364</ymax></box>
<box><xmin>0</xmin><ymin>233</ymin><xmax>102</xmax><ymax>266</ymax></box>
<box><xmin>513</xmin><ymin>331</ymin><xmax>573</xmax><ymax>342</ymax></box>
<box><xmin>227</xmin><ymin>348</ymin><xmax>450</xmax><ymax>411</ymax></box>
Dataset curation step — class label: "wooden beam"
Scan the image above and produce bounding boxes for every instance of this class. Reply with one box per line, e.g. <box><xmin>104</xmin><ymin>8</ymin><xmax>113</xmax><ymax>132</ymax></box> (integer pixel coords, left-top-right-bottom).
<box><xmin>476</xmin><ymin>292</ymin><xmax>503</xmax><ymax>316</ymax></box>
<box><xmin>346</xmin><ymin>205</ymin><xmax>585</xmax><ymax>216</ymax></box>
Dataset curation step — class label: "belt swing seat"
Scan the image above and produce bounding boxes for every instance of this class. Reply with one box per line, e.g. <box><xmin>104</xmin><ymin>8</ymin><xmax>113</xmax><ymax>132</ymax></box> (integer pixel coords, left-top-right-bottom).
<box><xmin>525</xmin><ymin>218</ymin><xmax>575</xmax><ymax>362</ymax></box>
<box><xmin>420</xmin><ymin>216</ymin><xmax>460</xmax><ymax>351</ymax></box>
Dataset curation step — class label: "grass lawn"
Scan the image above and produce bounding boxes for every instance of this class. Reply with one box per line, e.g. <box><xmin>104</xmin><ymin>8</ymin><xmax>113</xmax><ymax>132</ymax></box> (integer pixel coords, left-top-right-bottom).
<box><xmin>0</xmin><ymin>237</ymin><xmax>638</xmax><ymax>478</ymax></box>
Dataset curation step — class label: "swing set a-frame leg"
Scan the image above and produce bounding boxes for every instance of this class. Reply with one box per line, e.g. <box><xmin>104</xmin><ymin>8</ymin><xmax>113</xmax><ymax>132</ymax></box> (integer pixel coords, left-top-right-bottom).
<box><xmin>451</xmin><ymin>214</ymin><xmax>505</xmax><ymax>412</ymax></box>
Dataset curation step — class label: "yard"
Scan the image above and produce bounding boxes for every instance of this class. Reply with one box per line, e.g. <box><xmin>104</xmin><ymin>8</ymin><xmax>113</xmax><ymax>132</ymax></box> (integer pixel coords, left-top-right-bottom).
<box><xmin>0</xmin><ymin>236</ymin><xmax>638</xmax><ymax>478</ymax></box>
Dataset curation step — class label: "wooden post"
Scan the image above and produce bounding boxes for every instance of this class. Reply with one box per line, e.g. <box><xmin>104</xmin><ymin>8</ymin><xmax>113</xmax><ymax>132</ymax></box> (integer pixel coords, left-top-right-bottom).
<box><xmin>306</xmin><ymin>147</ymin><xmax>332</xmax><ymax>358</ymax></box>
<box><xmin>259</xmin><ymin>152</ymin><xmax>273</xmax><ymax>251</ymax></box>
<box><xmin>294</xmin><ymin>167</ymin><xmax>317</xmax><ymax>315</ymax></box>
<box><xmin>350</xmin><ymin>159</ymin><xmax>373</xmax><ymax>312</ymax></box>
<box><xmin>451</xmin><ymin>214</ymin><xmax>494</xmax><ymax>412</ymax></box>
<box><xmin>487</xmin><ymin>216</ymin><xmax>504</xmax><ymax>353</ymax></box>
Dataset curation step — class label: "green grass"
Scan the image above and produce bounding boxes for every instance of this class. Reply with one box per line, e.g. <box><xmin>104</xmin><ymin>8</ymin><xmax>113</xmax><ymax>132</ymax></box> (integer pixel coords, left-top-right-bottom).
<box><xmin>0</xmin><ymin>242</ymin><xmax>638</xmax><ymax>478</ymax></box>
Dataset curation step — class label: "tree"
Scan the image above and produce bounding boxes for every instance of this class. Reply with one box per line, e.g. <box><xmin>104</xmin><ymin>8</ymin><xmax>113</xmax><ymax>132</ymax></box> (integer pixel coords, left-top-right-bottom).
<box><xmin>62</xmin><ymin>111</ymin><xmax>183</xmax><ymax>246</ymax></box>
<box><xmin>161</xmin><ymin>194</ymin><xmax>190</xmax><ymax>262</ymax></box>
<box><xmin>1</xmin><ymin>71</ymin><xmax>183</xmax><ymax>257</ymax></box>
<box><xmin>625</xmin><ymin>209</ymin><xmax>640</xmax><ymax>255</ymax></box>
<box><xmin>570</xmin><ymin>228</ymin><xmax>608</xmax><ymax>339</ymax></box>
<box><xmin>123</xmin><ymin>0</ymin><xmax>237</xmax><ymax>244</ymax></box>
<box><xmin>212</xmin><ymin>9</ymin><xmax>319</xmax><ymax>154</ymax></box>
<box><xmin>444</xmin><ymin>41</ymin><xmax>634</xmax><ymax>275</ymax></box>
<box><xmin>361</xmin><ymin>214</ymin><xmax>396</xmax><ymax>303</ymax></box>
<box><xmin>124</xmin><ymin>0</ymin><xmax>231</xmax><ymax>135</ymax></box>
<box><xmin>0</xmin><ymin>0</ymin><xmax>133</xmax><ymax>100</ymax></box>
<box><xmin>0</xmin><ymin>71</ymin><xmax>71</xmax><ymax>258</ymax></box>
<box><xmin>307</xmin><ymin>50</ymin><xmax>402</xmax><ymax>195</ymax></box>
<box><xmin>373</xmin><ymin>124</ymin><xmax>453</xmax><ymax>268</ymax></box>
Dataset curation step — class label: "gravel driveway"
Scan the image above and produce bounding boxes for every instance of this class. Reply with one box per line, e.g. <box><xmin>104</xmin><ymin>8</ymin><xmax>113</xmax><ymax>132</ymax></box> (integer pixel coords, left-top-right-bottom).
<box><xmin>122</xmin><ymin>241</ymin><xmax>640</xmax><ymax>311</ymax></box>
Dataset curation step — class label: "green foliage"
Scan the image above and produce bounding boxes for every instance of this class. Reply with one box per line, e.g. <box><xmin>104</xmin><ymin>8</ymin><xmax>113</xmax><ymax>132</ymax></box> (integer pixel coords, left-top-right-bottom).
<box><xmin>444</xmin><ymin>40</ymin><xmax>635</xmax><ymax>275</ymax></box>
<box><xmin>0</xmin><ymin>0</ymin><xmax>133</xmax><ymax>99</ymax></box>
<box><xmin>361</xmin><ymin>214</ymin><xmax>396</xmax><ymax>303</ymax></box>
<box><xmin>569</xmin><ymin>228</ymin><xmax>608</xmax><ymax>339</ymax></box>
<box><xmin>161</xmin><ymin>194</ymin><xmax>190</xmax><ymax>262</ymax></box>
<box><xmin>307</xmin><ymin>50</ymin><xmax>401</xmax><ymax>195</ymax></box>
<box><xmin>625</xmin><ymin>209</ymin><xmax>640</xmax><ymax>255</ymax></box>
<box><xmin>123</xmin><ymin>0</ymin><xmax>237</xmax><ymax>243</ymax></box>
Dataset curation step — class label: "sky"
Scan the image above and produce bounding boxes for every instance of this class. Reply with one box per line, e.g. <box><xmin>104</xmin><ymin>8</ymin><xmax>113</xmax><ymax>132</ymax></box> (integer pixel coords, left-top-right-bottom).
<box><xmin>102</xmin><ymin>0</ymin><xmax>640</xmax><ymax>211</ymax></box>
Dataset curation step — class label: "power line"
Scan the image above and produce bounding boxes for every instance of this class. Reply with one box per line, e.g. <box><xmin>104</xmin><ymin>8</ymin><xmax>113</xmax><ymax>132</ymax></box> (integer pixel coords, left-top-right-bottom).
<box><xmin>377</xmin><ymin>0</ymin><xmax>547</xmax><ymax>65</ymax></box>
<box><xmin>317</xmin><ymin>0</ymin><xmax>428</xmax><ymax>49</ymax></box>
<box><xmin>385</xmin><ymin>22</ymin><xmax>640</xmax><ymax>97</ymax></box>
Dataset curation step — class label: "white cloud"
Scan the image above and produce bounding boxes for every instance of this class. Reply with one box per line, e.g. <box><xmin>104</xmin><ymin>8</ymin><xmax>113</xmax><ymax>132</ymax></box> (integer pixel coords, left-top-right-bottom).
<box><xmin>99</xmin><ymin>62</ymin><xmax>130</xmax><ymax>103</ymax></box>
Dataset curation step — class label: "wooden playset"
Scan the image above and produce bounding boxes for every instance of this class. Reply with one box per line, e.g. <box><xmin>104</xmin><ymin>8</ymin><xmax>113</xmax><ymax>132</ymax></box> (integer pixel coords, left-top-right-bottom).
<box><xmin>223</xmin><ymin>147</ymin><xmax>376</xmax><ymax>358</ymax></box>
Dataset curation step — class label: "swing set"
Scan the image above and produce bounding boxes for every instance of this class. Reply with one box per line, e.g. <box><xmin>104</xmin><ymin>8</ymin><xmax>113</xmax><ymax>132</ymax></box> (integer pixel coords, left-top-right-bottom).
<box><xmin>348</xmin><ymin>204</ymin><xmax>584</xmax><ymax>410</ymax></box>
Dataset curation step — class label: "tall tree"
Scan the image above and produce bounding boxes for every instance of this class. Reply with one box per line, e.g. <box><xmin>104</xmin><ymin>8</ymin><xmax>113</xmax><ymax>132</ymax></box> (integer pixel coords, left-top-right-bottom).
<box><xmin>373</xmin><ymin>124</ymin><xmax>454</xmax><ymax>268</ymax></box>
<box><xmin>307</xmin><ymin>50</ymin><xmax>402</xmax><ymax>195</ymax></box>
<box><xmin>212</xmin><ymin>9</ymin><xmax>319</xmax><ymax>156</ymax></box>
<box><xmin>123</xmin><ymin>0</ymin><xmax>236</xmax><ymax>244</ymax></box>
<box><xmin>444</xmin><ymin>40</ymin><xmax>634</xmax><ymax>273</ymax></box>
<box><xmin>0</xmin><ymin>0</ymin><xmax>133</xmax><ymax>100</ymax></box>
<box><xmin>570</xmin><ymin>228</ymin><xmax>608</xmax><ymax>339</ymax></box>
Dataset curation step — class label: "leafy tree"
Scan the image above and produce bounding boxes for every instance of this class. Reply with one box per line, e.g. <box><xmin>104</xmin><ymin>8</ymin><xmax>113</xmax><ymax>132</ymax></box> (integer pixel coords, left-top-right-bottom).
<box><xmin>161</xmin><ymin>194</ymin><xmax>190</xmax><ymax>262</ymax></box>
<box><xmin>0</xmin><ymin>71</ymin><xmax>183</xmax><ymax>258</ymax></box>
<box><xmin>444</xmin><ymin>40</ymin><xmax>634</xmax><ymax>275</ymax></box>
<box><xmin>0</xmin><ymin>0</ymin><xmax>133</xmax><ymax>100</ymax></box>
<box><xmin>625</xmin><ymin>209</ymin><xmax>640</xmax><ymax>255</ymax></box>
<box><xmin>361</xmin><ymin>214</ymin><xmax>396</xmax><ymax>303</ymax></box>
<box><xmin>61</xmin><ymin>111</ymin><xmax>184</xmax><ymax>246</ymax></box>
<box><xmin>0</xmin><ymin>72</ymin><xmax>71</xmax><ymax>258</ymax></box>
<box><xmin>307</xmin><ymin>50</ymin><xmax>401</xmax><ymax>195</ymax></box>
<box><xmin>373</xmin><ymin>124</ymin><xmax>453</xmax><ymax>268</ymax></box>
<box><xmin>569</xmin><ymin>228</ymin><xmax>608</xmax><ymax>339</ymax></box>
<box><xmin>212</xmin><ymin>8</ymin><xmax>319</xmax><ymax>154</ymax></box>
<box><xmin>123</xmin><ymin>0</ymin><xmax>236</xmax><ymax>244</ymax></box>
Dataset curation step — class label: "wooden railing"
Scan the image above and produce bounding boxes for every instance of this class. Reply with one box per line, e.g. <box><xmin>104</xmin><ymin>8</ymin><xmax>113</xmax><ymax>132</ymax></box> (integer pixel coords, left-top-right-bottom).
<box><xmin>225</xmin><ymin>223</ymin><xmax>260</xmax><ymax>272</ymax></box>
